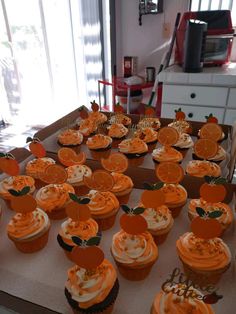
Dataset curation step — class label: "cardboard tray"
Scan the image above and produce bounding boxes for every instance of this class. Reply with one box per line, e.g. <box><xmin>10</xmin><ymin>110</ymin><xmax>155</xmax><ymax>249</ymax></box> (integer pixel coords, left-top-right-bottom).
<box><xmin>0</xmin><ymin>148</ymin><xmax>236</xmax><ymax>314</ymax></box>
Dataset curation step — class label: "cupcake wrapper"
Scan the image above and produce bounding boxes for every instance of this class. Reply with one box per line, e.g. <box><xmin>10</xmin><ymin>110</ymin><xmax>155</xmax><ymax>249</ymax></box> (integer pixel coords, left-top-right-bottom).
<box><xmin>115</xmin><ymin>192</ymin><xmax>131</xmax><ymax>205</ymax></box>
<box><xmin>65</xmin><ymin>278</ymin><xmax>119</xmax><ymax>314</ymax></box>
<box><xmin>9</xmin><ymin>228</ymin><xmax>50</xmax><ymax>253</ymax></box>
<box><xmin>152</xmin><ymin>232</ymin><xmax>169</xmax><ymax>245</ymax></box>
<box><xmin>124</xmin><ymin>152</ymin><xmax>147</xmax><ymax>158</ymax></box>
<box><xmin>180</xmin><ymin>259</ymin><xmax>230</xmax><ymax>286</ymax></box>
<box><xmin>57</xmin><ymin>140</ymin><xmax>82</xmax><ymax>147</ymax></box>
<box><xmin>46</xmin><ymin>207</ymin><xmax>67</xmax><ymax>220</ymax></box>
<box><xmin>192</xmin><ymin>153</ymin><xmax>223</xmax><ymax>164</ymax></box>
<box><xmin>93</xmin><ymin>212</ymin><xmax>118</xmax><ymax>231</ymax></box>
<box><xmin>114</xmin><ymin>260</ymin><xmax>156</xmax><ymax>281</ymax></box>
<box><xmin>168</xmin><ymin>205</ymin><xmax>184</xmax><ymax>218</ymax></box>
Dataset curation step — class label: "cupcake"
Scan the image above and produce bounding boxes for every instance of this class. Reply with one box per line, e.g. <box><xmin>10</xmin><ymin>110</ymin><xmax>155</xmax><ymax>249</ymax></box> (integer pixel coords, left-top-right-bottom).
<box><xmin>188</xmin><ymin>199</ymin><xmax>233</xmax><ymax>232</ymax></box>
<box><xmin>25</xmin><ymin>157</ymin><xmax>56</xmax><ymax>188</ymax></box>
<box><xmin>141</xmin><ymin>205</ymin><xmax>174</xmax><ymax>244</ymax></box>
<box><xmin>111</xmin><ymin>229</ymin><xmax>158</xmax><ymax>281</ymax></box>
<box><xmin>110</xmin><ymin>172</ymin><xmax>133</xmax><ymax>203</ymax></box>
<box><xmin>87</xmin><ymin>190</ymin><xmax>119</xmax><ymax>230</ymax></box>
<box><xmin>65</xmin><ymin>258</ymin><xmax>119</xmax><ymax>314</ymax></box>
<box><xmin>107</xmin><ymin>123</ymin><xmax>128</xmax><ymax>139</ymax></box>
<box><xmin>134</xmin><ymin>127</ymin><xmax>158</xmax><ymax>143</ymax></box>
<box><xmin>173</xmin><ymin>133</ymin><xmax>194</xmax><ymax>150</ymax></box>
<box><xmin>176</xmin><ymin>232</ymin><xmax>231</xmax><ymax>285</ymax></box>
<box><xmin>86</xmin><ymin>134</ymin><xmax>112</xmax><ymax>150</ymax></box>
<box><xmin>152</xmin><ymin>146</ymin><xmax>183</xmax><ymax>163</ymax></box>
<box><xmin>168</xmin><ymin>120</ymin><xmax>192</xmax><ymax>134</ymax></box>
<box><xmin>118</xmin><ymin>138</ymin><xmax>148</xmax><ymax>156</ymax></box>
<box><xmin>58</xmin><ymin>129</ymin><xmax>83</xmax><ymax>146</ymax></box>
<box><xmin>88</xmin><ymin>111</ymin><xmax>107</xmax><ymax>125</ymax></box>
<box><xmin>151</xmin><ymin>284</ymin><xmax>215</xmax><ymax>314</ymax></box>
<box><xmin>109</xmin><ymin>114</ymin><xmax>131</xmax><ymax>126</ymax></box>
<box><xmin>137</xmin><ymin>117</ymin><xmax>161</xmax><ymax>130</ymax></box>
<box><xmin>7</xmin><ymin>207</ymin><xmax>50</xmax><ymax>253</ymax></box>
<box><xmin>78</xmin><ymin>118</ymin><xmax>97</xmax><ymax>136</ymax></box>
<box><xmin>0</xmin><ymin>175</ymin><xmax>35</xmax><ymax>209</ymax></box>
<box><xmin>186</xmin><ymin>160</ymin><xmax>221</xmax><ymax>178</ymax></box>
<box><xmin>66</xmin><ymin>164</ymin><xmax>92</xmax><ymax>195</ymax></box>
<box><xmin>161</xmin><ymin>184</ymin><xmax>187</xmax><ymax>218</ymax></box>
<box><xmin>57</xmin><ymin>218</ymin><xmax>99</xmax><ymax>257</ymax></box>
<box><xmin>35</xmin><ymin>183</ymin><xmax>75</xmax><ymax>220</ymax></box>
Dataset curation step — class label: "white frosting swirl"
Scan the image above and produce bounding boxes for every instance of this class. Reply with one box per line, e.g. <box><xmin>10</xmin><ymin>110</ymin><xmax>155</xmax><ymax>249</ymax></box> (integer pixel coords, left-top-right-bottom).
<box><xmin>208</xmin><ymin>146</ymin><xmax>226</xmax><ymax>161</ymax></box>
<box><xmin>141</xmin><ymin>206</ymin><xmax>174</xmax><ymax>233</ymax></box>
<box><xmin>173</xmin><ymin>133</ymin><xmax>193</xmax><ymax>149</ymax></box>
<box><xmin>66</xmin><ymin>165</ymin><xmax>92</xmax><ymax>184</ymax></box>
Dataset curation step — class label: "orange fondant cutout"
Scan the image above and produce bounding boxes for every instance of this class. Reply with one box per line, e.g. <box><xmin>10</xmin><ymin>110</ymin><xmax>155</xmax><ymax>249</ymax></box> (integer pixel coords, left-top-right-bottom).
<box><xmin>191</xmin><ymin>207</ymin><xmax>222</xmax><ymax>239</ymax></box>
<box><xmin>200</xmin><ymin>176</ymin><xmax>227</xmax><ymax>203</ymax></box>
<box><xmin>58</xmin><ymin>147</ymin><xmax>86</xmax><ymax>167</ymax></box>
<box><xmin>145</xmin><ymin>106</ymin><xmax>155</xmax><ymax>116</ymax></box>
<box><xmin>79</xmin><ymin>106</ymin><xmax>89</xmax><ymax>119</ymax></box>
<box><xmin>9</xmin><ymin>186</ymin><xmax>37</xmax><ymax>213</ymax></box>
<box><xmin>83</xmin><ymin>169</ymin><xmax>114</xmax><ymax>192</ymax></box>
<box><xmin>120</xmin><ymin>205</ymin><xmax>147</xmax><ymax>235</ymax></box>
<box><xmin>114</xmin><ymin>102</ymin><xmax>123</xmax><ymax>113</ymax></box>
<box><xmin>39</xmin><ymin>164</ymin><xmax>68</xmax><ymax>184</ymax></box>
<box><xmin>199</xmin><ymin>123</ymin><xmax>222</xmax><ymax>142</ymax></box>
<box><xmin>155</xmin><ymin>161</ymin><xmax>184</xmax><ymax>184</ymax></box>
<box><xmin>205</xmin><ymin>113</ymin><xmax>218</xmax><ymax>124</ymax></box>
<box><xmin>66</xmin><ymin>193</ymin><xmax>91</xmax><ymax>221</ymax></box>
<box><xmin>70</xmin><ymin>235</ymin><xmax>104</xmax><ymax>269</ymax></box>
<box><xmin>101</xmin><ymin>152</ymin><xmax>128</xmax><ymax>173</ymax></box>
<box><xmin>26</xmin><ymin>137</ymin><xmax>46</xmax><ymax>158</ymax></box>
<box><xmin>66</xmin><ymin>202</ymin><xmax>91</xmax><ymax>221</ymax></box>
<box><xmin>91</xmin><ymin>100</ymin><xmax>99</xmax><ymax>112</ymax></box>
<box><xmin>157</xmin><ymin>126</ymin><xmax>179</xmax><ymax>146</ymax></box>
<box><xmin>194</xmin><ymin>138</ymin><xmax>218</xmax><ymax>160</ymax></box>
<box><xmin>141</xmin><ymin>182</ymin><xmax>165</xmax><ymax>208</ymax></box>
<box><xmin>175</xmin><ymin>108</ymin><xmax>186</xmax><ymax>121</ymax></box>
<box><xmin>0</xmin><ymin>153</ymin><xmax>20</xmax><ymax>176</ymax></box>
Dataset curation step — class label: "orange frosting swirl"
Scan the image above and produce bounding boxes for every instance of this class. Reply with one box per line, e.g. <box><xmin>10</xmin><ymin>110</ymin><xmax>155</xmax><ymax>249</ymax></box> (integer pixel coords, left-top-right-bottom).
<box><xmin>87</xmin><ymin>190</ymin><xmax>119</xmax><ymax>216</ymax></box>
<box><xmin>137</xmin><ymin>117</ymin><xmax>161</xmax><ymax>130</ymax></box>
<box><xmin>25</xmin><ymin>157</ymin><xmax>56</xmax><ymax>178</ymax></box>
<box><xmin>111</xmin><ymin>230</ymin><xmax>158</xmax><ymax>265</ymax></box>
<box><xmin>88</xmin><ymin>111</ymin><xmax>107</xmax><ymax>124</ymax></box>
<box><xmin>118</xmin><ymin>138</ymin><xmax>148</xmax><ymax>154</ymax></box>
<box><xmin>7</xmin><ymin>208</ymin><xmax>50</xmax><ymax>240</ymax></box>
<box><xmin>0</xmin><ymin>175</ymin><xmax>35</xmax><ymax>200</ymax></box>
<box><xmin>168</xmin><ymin>120</ymin><xmax>191</xmax><ymax>134</ymax></box>
<box><xmin>107</xmin><ymin>123</ymin><xmax>128</xmax><ymax>138</ymax></box>
<box><xmin>86</xmin><ymin>134</ymin><xmax>112</xmax><ymax>150</ymax></box>
<box><xmin>176</xmin><ymin>232</ymin><xmax>231</xmax><ymax>271</ymax></box>
<box><xmin>109</xmin><ymin>114</ymin><xmax>131</xmax><ymax>126</ymax></box>
<box><xmin>59</xmin><ymin>218</ymin><xmax>98</xmax><ymax>245</ymax></box>
<box><xmin>161</xmin><ymin>184</ymin><xmax>187</xmax><ymax>207</ymax></box>
<box><xmin>152</xmin><ymin>286</ymin><xmax>214</xmax><ymax>314</ymax></box>
<box><xmin>152</xmin><ymin>146</ymin><xmax>183</xmax><ymax>162</ymax></box>
<box><xmin>35</xmin><ymin>183</ymin><xmax>74</xmax><ymax>212</ymax></box>
<box><xmin>141</xmin><ymin>205</ymin><xmax>174</xmax><ymax>234</ymax></box>
<box><xmin>188</xmin><ymin>199</ymin><xmax>233</xmax><ymax>230</ymax></box>
<box><xmin>79</xmin><ymin>118</ymin><xmax>97</xmax><ymax>136</ymax></box>
<box><xmin>58</xmin><ymin>129</ymin><xmax>83</xmax><ymax>145</ymax></box>
<box><xmin>186</xmin><ymin>161</ymin><xmax>221</xmax><ymax>178</ymax></box>
<box><xmin>65</xmin><ymin>259</ymin><xmax>117</xmax><ymax>309</ymax></box>
<box><xmin>110</xmin><ymin>172</ymin><xmax>133</xmax><ymax>194</ymax></box>
<box><xmin>134</xmin><ymin>127</ymin><xmax>158</xmax><ymax>143</ymax></box>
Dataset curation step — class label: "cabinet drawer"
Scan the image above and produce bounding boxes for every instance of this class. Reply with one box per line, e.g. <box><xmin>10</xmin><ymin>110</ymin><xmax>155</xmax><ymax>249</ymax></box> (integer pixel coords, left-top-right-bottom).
<box><xmin>224</xmin><ymin>109</ymin><xmax>236</xmax><ymax>125</ymax></box>
<box><xmin>161</xmin><ymin>103</ymin><xmax>224</xmax><ymax>123</ymax></box>
<box><xmin>162</xmin><ymin>84</ymin><xmax>228</xmax><ymax>107</ymax></box>
<box><xmin>228</xmin><ymin>88</ymin><xmax>236</xmax><ymax>108</ymax></box>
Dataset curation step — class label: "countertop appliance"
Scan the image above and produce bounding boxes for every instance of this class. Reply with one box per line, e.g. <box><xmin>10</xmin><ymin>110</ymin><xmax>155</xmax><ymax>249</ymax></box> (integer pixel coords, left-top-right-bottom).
<box><xmin>175</xmin><ymin>10</ymin><xmax>234</xmax><ymax>66</ymax></box>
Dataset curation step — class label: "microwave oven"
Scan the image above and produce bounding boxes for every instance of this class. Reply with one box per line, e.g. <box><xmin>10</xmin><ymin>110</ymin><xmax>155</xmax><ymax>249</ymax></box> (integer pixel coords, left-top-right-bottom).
<box><xmin>175</xmin><ymin>10</ymin><xmax>235</xmax><ymax>66</ymax></box>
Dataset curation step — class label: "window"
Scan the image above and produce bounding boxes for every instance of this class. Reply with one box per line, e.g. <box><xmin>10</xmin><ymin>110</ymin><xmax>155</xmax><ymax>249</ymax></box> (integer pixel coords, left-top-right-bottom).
<box><xmin>0</xmin><ymin>0</ymin><xmax>112</xmax><ymax>126</ymax></box>
<box><xmin>190</xmin><ymin>0</ymin><xmax>236</xmax><ymax>25</ymax></box>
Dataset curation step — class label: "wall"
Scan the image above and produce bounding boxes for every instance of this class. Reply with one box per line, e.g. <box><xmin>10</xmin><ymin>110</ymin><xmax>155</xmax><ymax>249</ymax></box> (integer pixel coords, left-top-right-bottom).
<box><xmin>115</xmin><ymin>0</ymin><xmax>189</xmax><ymax>77</ymax></box>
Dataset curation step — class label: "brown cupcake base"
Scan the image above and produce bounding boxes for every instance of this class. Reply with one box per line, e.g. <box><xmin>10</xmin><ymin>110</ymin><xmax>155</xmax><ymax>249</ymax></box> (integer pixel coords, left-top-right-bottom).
<box><xmin>152</xmin><ymin>232</ymin><xmax>170</xmax><ymax>245</ymax></box>
<box><xmin>114</xmin><ymin>259</ymin><xmax>156</xmax><ymax>281</ymax></box>
<box><xmin>47</xmin><ymin>207</ymin><xmax>67</xmax><ymax>220</ymax></box>
<box><xmin>168</xmin><ymin>203</ymin><xmax>186</xmax><ymax>218</ymax></box>
<box><xmin>92</xmin><ymin>210</ymin><xmax>119</xmax><ymax>231</ymax></box>
<box><xmin>9</xmin><ymin>228</ymin><xmax>50</xmax><ymax>253</ymax></box>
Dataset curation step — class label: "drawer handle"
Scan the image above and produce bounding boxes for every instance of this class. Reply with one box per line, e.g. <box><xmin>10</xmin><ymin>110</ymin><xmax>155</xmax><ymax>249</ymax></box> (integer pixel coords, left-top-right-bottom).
<box><xmin>188</xmin><ymin>112</ymin><xmax>193</xmax><ymax>118</ymax></box>
<box><xmin>190</xmin><ymin>93</ymin><xmax>196</xmax><ymax>99</ymax></box>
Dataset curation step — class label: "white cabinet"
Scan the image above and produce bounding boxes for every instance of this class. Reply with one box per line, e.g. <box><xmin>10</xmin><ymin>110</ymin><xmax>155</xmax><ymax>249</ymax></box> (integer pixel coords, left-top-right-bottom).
<box><xmin>161</xmin><ymin>103</ymin><xmax>225</xmax><ymax>123</ymax></box>
<box><xmin>159</xmin><ymin>64</ymin><xmax>236</xmax><ymax>125</ymax></box>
